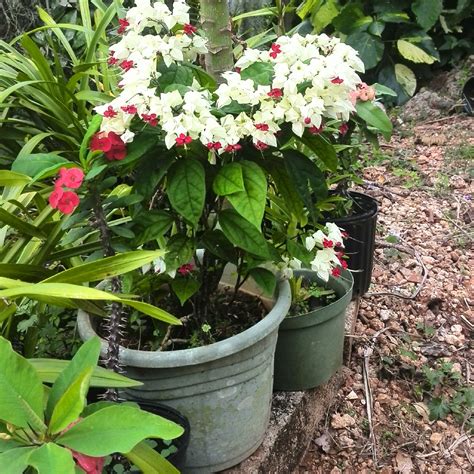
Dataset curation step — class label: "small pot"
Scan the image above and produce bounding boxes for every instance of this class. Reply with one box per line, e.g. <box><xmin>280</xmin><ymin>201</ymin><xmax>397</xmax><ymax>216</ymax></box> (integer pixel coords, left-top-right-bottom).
<box><xmin>273</xmin><ymin>269</ymin><xmax>353</xmax><ymax>391</ymax></box>
<box><xmin>331</xmin><ymin>191</ymin><xmax>378</xmax><ymax>297</ymax></box>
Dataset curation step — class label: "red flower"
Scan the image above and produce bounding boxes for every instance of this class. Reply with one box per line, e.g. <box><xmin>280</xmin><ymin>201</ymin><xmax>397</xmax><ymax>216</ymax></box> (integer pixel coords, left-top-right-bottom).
<box><xmin>323</xmin><ymin>238</ymin><xmax>333</xmax><ymax>248</ymax></box>
<box><xmin>332</xmin><ymin>267</ymin><xmax>341</xmax><ymax>277</ymax></box>
<box><xmin>183</xmin><ymin>23</ymin><xmax>197</xmax><ymax>35</ymax></box>
<box><xmin>254</xmin><ymin>140</ymin><xmax>269</xmax><ymax>151</ymax></box>
<box><xmin>206</xmin><ymin>142</ymin><xmax>222</xmax><ymax>150</ymax></box>
<box><xmin>304</xmin><ymin>117</ymin><xmax>312</xmax><ymax>125</ymax></box>
<box><xmin>54</xmin><ymin>191</ymin><xmax>80</xmax><ymax>215</ymax></box>
<box><xmin>108</xmin><ymin>55</ymin><xmax>118</xmax><ymax>66</ymax></box>
<box><xmin>340</xmin><ymin>259</ymin><xmax>348</xmax><ymax>269</ymax></box>
<box><xmin>224</xmin><ymin>143</ymin><xmax>242</xmax><ymax>153</ymax></box>
<box><xmin>268</xmin><ymin>88</ymin><xmax>283</xmax><ymax>99</ymax></box>
<box><xmin>308</xmin><ymin>125</ymin><xmax>323</xmax><ymax>135</ymax></box>
<box><xmin>331</xmin><ymin>76</ymin><xmax>344</xmax><ymax>84</ymax></box>
<box><xmin>103</xmin><ymin>106</ymin><xmax>117</xmax><ymax>118</ymax></box>
<box><xmin>341</xmin><ymin>231</ymin><xmax>349</xmax><ymax>239</ymax></box>
<box><xmin>119</xmin><ymin>59</ymin><xmax>134</xmax><ymax>72</ymax></box>
<box><xmin>339</xmin><ymin>123</ymin><xmax>349</xmax><ymax>136</ymax></box>
<box><xmin>175</xmin><ymin>133</ymin><xmax>192</xmax><ymax>146</ymax></box>
<box><xmin>141</xmin><ymin>113</ymin><xmax>159</xmax><ymax>127</ymax></box>
<box><xmin>121</xmin><ymin>104</ymin><xmax>137</xmax><ymax>114</ymax></box>
<box><xmin>49</xmin><ymin>187</ymin><xmax>64</xmax><ymax>208</ymax></box>
<box><xmin>255</xmin><ymin>123</ymin><xmax>269</xmax><ymax>131</ymax></box>
<box><xmin>118</xmin><ymin>18</ymin><xmax>129</xmax><ymax>34</ymax></box>
<box><xmin>56</xmin><ymin>167</ymin><xmax>84</xmax><ymax>189</ymax></box>
<box><xmin>177</xmin><ymin>263</ymin><xmax>194</xmax><ymax>275</ymax></box>
<box><xmin>234</xmin><ymin>67</ymin><xmax>241</xmax><ymax>73</ymax></box>
<box><xmin>90</xmin><ymin>132</ymin><xmax>127</xmax><ymax>161</ymax></box>
<box><xmin>269</xmin><ymin>43</ymin><xmax>281</xmax><ymax>59</ymax></box>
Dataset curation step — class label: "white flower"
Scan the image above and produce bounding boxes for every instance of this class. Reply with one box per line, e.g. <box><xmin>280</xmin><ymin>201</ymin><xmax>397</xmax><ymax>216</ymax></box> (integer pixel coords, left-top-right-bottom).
<box><xmin>310</xmin><ymin>249</ymin><xmax>339</xmax><ymax>281</ymax></box>
<box><xmin>326</xmin><ymin>222</ymin><xmax>345</xmax><ymax>247</ymax></box>
<box><xmin>305</xmin><ymin>230</ymin><xmax>326</xmax><ymax>251</ymax></box>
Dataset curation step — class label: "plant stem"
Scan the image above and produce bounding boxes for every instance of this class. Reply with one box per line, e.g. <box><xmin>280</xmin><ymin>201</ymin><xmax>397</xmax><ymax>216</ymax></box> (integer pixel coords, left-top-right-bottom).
<box><xmin>91</xmin><ymin>187</ymin><xmax>123</xmax><ymax>401</ymax></box>
<box><xmin>199</xmin><ymin>0</ymin><xmax>234</xmax><ymax>80</ymax></box>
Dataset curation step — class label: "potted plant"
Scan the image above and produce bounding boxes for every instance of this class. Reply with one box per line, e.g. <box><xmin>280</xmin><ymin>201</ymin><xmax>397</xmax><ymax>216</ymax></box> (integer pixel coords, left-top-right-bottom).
<box><xmin>272</xmin><ymin>224</ymin><xmax>354</xmax><ymax>391</ymax></box>
<box><xmin>23</xmin><ymin>0</ymin><xmax>387</xmax><ymax>470</ymax></box>
<box><xmin>0</xmin><ymin>336</ymin><xmax>185</xmax><ymax>474</ymax></box>
<box><xmin>321</xmin><ymin>83</ymin><xmax>395</xmax><ymax>296</ymax></box>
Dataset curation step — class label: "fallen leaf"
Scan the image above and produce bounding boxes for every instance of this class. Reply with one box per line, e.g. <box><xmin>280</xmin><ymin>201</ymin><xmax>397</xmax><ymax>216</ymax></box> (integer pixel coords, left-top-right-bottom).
<box><xmin>314</xmin><ymin>431</ymin><xmax>331</xmax><ymax>453</ymax></box>
<box><xmin>395</xmin><ymin>451</ymin><xmax>414</xmax><ymax>473</ymax></box>
<box><xmin>413</xmin><ymin>402</ymin><xmax>430</xmax><ymax>422</ymax></box>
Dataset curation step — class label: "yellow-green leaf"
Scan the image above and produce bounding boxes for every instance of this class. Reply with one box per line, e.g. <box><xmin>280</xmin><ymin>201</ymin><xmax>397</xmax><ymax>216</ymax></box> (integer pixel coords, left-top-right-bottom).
<box><xmin>397</xmin><ymin>40</ymin><xmax>437</xmax><ymax>64</ymax></box>
<box><xmin>395</xmin><ymin>63</ymin><xmax>417</xmax><ymax>96</ymax></box>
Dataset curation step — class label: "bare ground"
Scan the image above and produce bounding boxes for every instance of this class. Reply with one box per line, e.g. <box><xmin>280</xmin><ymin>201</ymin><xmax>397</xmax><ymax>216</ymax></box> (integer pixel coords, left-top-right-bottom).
<box><xmin>298</xmin><ymin>115</ymin><xmax>473</xmax><ymax>474</ymax></box>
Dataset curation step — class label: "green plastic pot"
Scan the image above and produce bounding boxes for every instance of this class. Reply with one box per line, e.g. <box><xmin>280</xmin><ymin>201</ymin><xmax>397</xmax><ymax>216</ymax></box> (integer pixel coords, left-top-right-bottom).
<box><xmin>77</xmin><ymin>270</ymin><xmax>291</xmax><ymax>473</ymax></box>
<box><xmin>273</xmin><ymin>269</ymin><xmax>353</xmax><ymax>391</ymax></box>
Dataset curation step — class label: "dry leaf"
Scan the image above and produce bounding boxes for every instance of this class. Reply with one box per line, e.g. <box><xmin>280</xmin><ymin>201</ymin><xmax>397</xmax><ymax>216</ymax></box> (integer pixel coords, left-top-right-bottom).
<box><xmin>395</xmin><ymin>451</ymin><xmax>414</xmax><ymax>473</ymax></box>
<box><xmin>314</xmin><ymin>432</ymin><xmax>331</xmax><ymax>453</ymax></box>
<box><xmin>413</xmin><ymin>402</ymin><xmax>430</xmax><ymax>422</ymax></box>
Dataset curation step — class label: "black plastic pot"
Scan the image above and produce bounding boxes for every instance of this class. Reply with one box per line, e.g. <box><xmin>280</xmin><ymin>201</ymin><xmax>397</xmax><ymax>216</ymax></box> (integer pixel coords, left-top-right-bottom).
<box><xmin>137</xmin><ymin>401</ymin><xmax>191</xmax><ymax>471</ymax></box>
<box><xmin>331</xmin><ymin>192</ymin><xmax>378</xmax><ymax>297</ymax></box>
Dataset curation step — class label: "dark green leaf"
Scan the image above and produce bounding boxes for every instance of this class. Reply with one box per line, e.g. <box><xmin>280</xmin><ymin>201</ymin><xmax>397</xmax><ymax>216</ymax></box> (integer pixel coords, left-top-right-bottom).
<box><xmin>249</xmin><ymin>268</ymin><xmax>276</xmax><ymax>296</ymax></box>
<box><xmin>132</xmin><ymin>211</ymin><xmax>173</xmax><ymax>246</ymax></box>
<box><xmin>345</xmin><ymin>31</ymin><xmax>384</xmax><ymax>70</ymax></box>
<box><xmin>11</xmin><ymin>153</ymin><xmax>69</xmax><ymax>179</ymax></box>
<box><xmin>171</xmin><ymin>278</ymin><xmax>201</xmax><ymax>305</ymax></box>
<box><xmin>356</xmin><ymin>101</ymin><xmax>393</xmax><ymax>141</ymax></box>
<box><xmin>412</xmin><ymin>0</ymin><xmax>442</xmax><ymax>30</ymax></box>
<box><xmin>167</xmin><ymin>159</ymin><xmax>205</xmax><ymax>227</ymax></box>
<box><xmin>0</xmin><ymin>208</ymin><xmax>46</xmax><ymax>239</ymax></box>
<box><xmin>428</xmin><ymin>397</ymin><xmax>451</xmax><ymax>420</ymax></box>
<box><xmin>219</xmin><ymin>209</ymin><xmax>269</xmax><ymax>258</ymax></box>
<box><xmin>240</xmin><ymin>61</ymin><xmax>274</xmax><ymax>86</ymax></box>
<box><xmin>213</xmin><ymin>162</ymin><xmax>245</xmax><ymax>196</ymax></box>
<box><xmin>297</xmin><ymin>134</ymin><xmax>338</xmax><ymax>172</ymax></box>
<box><xmin>201</xmin><ymin>230</ymin><xmax>238</xmax><ymax>263</ymax></box>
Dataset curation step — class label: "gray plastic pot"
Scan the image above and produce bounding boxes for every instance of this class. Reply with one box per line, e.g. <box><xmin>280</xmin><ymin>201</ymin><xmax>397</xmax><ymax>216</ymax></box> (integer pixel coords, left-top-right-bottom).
<box><xmin>273</xmin><ymin>269</ymin><xmax>353</xmax><ymax>391</ymax></box>
<box><xmin>77</xmin><ymin>275</ymin><xmax>291</xmax><ymax>473</ymax></box>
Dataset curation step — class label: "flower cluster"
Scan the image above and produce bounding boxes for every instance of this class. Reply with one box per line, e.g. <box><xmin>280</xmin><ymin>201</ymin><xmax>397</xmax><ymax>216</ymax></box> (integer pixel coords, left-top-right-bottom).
<box><xmin>276</xmin><ymin>223</ymin><xmax>348</xmax><ymax>282</ymax></box>
<box><xmin>49</xmin><ymin>168</ymin><xmax>84</xmax><ymax>215</ymax></box>
<box><xmin>349</xmin><ymin>82</ymin><xmax>376</xmax><ymax>105</ymax></box>
<box><xmin>90</xmin><ymin>131</ymin><xmax>127</xmax><ymax>160</ymax></box>
<box><xmin>94</xmin><ymin>0</ymin><xmax>366</xmax><ymax>157</ymax></box>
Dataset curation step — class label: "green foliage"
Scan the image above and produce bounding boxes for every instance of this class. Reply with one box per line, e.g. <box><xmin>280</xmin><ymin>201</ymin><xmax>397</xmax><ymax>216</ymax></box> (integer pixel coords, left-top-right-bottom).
<box><xmin>295</xmin><ymin>0</ymin><xmax>474</xmax><ymax>104</ymax></box>
<box><xmin>0</xmin><ymin>336</ymin><xmax>182</xmax><ymax>473</ymax></box>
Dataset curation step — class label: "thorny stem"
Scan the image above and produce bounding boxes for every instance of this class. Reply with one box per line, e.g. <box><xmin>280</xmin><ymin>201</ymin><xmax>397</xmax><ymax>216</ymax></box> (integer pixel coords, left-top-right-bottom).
<box><xmin>91</xmin><ymin>187</ymin><xmax>124</xmax><ymax>401</ymax></box>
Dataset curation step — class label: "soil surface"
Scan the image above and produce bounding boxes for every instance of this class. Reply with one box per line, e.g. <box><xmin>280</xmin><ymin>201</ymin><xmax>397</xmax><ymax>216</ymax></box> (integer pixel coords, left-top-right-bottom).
<box><xmin>299</xmin><ymin>114</ymin><xmax>473</xmax><ymax>473</ymax></box>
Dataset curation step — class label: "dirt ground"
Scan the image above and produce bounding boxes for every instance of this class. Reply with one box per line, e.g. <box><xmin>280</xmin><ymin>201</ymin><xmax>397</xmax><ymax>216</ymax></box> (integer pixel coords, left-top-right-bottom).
<box><xmin>298</xmin><ymin>114</ymin><xmax>473</xmax><ymax>473</ymax></box>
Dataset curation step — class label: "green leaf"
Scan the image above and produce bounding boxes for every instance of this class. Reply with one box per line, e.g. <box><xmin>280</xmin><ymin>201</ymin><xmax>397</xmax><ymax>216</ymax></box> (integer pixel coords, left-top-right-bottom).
<box><xmin>49</xmin><ymin>367</ymin><xmax>93</xmax><ymax>434</ymax></box>
<box><xmin>126</xmin><ymin>440</ymin><xmax>179</xmax><ymax>474</ymax></box>
<box><xmin>283</xmin><ymin>149</ymin><xmax>327</xmax><ymax>223</ymax></box>
<box><xmin>219</xmin><ymin>209</ymin><xmax>270</xmax><ymax>258</ymax></box>
<box><xmin>0</xmin><ymin>447</ymin><xmax>36</xmax><ymax>474</ymax></box>
<box><xmin>227</xmin><ymin>161</ymin><xmax>267</xmax><ymax>228</ymax></box>
<box><xmin>373</xmin><ymin>83</ymin><xmax>398</xmax><ymax>97</ymax></box>
<box><xmin>428</xmin><ymin>397</ymin><xmax>451</xmax><ymax>420</ymax></box>
<box><xmin>56</xmin><ymin>405</ymin><xmax>184</xmax><ymax>457</ymax></box>
<box><xmin>0</xmin><ymin>208</ymin><xmax>46</xmax><ymax>240</ymax></box>
<box><xmin>379</xmin><ymin>12</ymin><xmax>410</xmax><ymax>23</ymax></box>
<box><xmin>28</xmin><ymin>443</ymin><xmax>76</xmax><ymax>474</ymax></box>
<box><xmin>297</xmin><ymin>134</ymin><xmax>338</xmax><ymax>172</ymax></box>
<box><xmin>80</xmin><ymin>115</ymin><xmax>103</xmax><ymax>163</ymax></box>
<box><xmin>46</xmin><ymin>337</ymin><xmax>100</xmax><ymax>420</ymax></box>
<box><xmin>311</xmin><ymin>0</ymin><xmax>340</xmax><ymax>33</ymax></box>
<box><xmin>355</xmin><ymin>101</ymin><xmax>393</xmax><ymax>140</ymax></box>
<box><xmin>30</xmin><ymin>359</ymin><xmax>142</xmax><ymax>388</ymax></box>
<box><xmin>0</xmin><ymin>337</ymin><xmax>45</xmax><ymax>430</ymax></box>
<box><xmin>0</xmin><ymin>264</ymin><xmax>52</xmax><ymax>282</ymax></box>
<box><xmin>395</xmin><ymin>63</ymin><xmax>417</xmax><ymax>97</ymax></box>
<box><xmin>43</xmin><ymin>251</ymin><xmax>166</xmax><ymax>284</ymax></box>
<box><xmin>159</xmin><ymin>64</ymin><xmax>194</xmax><ymax>89</ymax></box>
<box><xmin>201</xmin><ymin>230</ymin><xmax>238</xmax><ymax>263</ymax></box>
<box><xmin>412</xmin><ymin>0</ymin><xmax>443</xmax><ymax>30</ymax></box>
<box><xmin>240</xmin><ymin>61</ymin><xmax>274</xmax><ymax>86</ymax></box>
<box><xmin>11</xmin><ymin>153</ymin><xmax>69</xmax><ymax>179</ymax></box>
<box><xmin>249</xmin><ymin>268</ymin><xmax>276</xmax><ymax>296</ymax></box>
<box><xmin>397</xmin><ymin>39</ymin><xmax>437</xmax><ymax>64</ymax></box>
<box><xmin>132</xmin><ymin>211</ymin><xmax>174</xmax><ymax>247</ymax></box>
<box><xmin>0</xmin><ymin>171</ymin><xmax>31</xmax><ymax>187</ymax></box>
<box><xmin>368</xmin><ymin>20</ymin><xmax>385</xmax><ymax>36</ymax></box>
<box><xmin>345</xmin><ymin>31</ymin><xmax>384</xmax><ymax>70</ymax></box>
<box><xmin>232</xmin><ymin>7</ymin><xmax>278</xmax><ymax>22</ymax></box>
<box><xmin>213</xmin><ymin>162</ymin><xmax>245</xmax><ymax>196</ymax></box>
<box><xmin>171</xmin><ymin>278</ymin><xmax>201</xmax><ymax>305</ymax></box>
<box><xmin>167</xmin><ymin>159</ymin><xmax>205</xmax><ymax>227</ymax></box>
<box><xmin>119</xmin><ymin>299</ymin><xmax>181</xmax><ymax>325</ymax></box>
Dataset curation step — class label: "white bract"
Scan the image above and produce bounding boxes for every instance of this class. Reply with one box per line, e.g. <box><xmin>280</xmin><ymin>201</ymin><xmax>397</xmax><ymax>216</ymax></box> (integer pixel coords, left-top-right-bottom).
<box><xmin>97</xmin><ymin>0</ymin><xmax>364</xmax><ymax>152</ymax></box>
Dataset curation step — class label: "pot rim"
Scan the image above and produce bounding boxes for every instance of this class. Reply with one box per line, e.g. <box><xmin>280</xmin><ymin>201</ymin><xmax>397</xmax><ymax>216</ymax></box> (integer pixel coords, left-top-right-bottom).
<box><xmin>281</xmin><ymin>269</ymin><xmax>353</xmax><ymax>330</ymax></box>
<box><xmin>330</xmin><ymin>191</ymin><xmax>378</xmax><ymax>224</ymax></box>
<box><xmin>77</xmin><ymin>279</ymin><xmax>291</xmax><ymax>368</ymax></box>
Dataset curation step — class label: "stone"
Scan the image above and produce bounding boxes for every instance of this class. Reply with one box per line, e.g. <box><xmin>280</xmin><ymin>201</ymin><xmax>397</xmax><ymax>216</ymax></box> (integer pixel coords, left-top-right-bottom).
<box><xmin>331</xmin><ymin>413</ymin><xmax>356</xmax><ymax>429</ymax></box>
<box><xmin>429</xmin><ymin>432</ymin><xmax>443</xmax><ymax>445</ymax></box>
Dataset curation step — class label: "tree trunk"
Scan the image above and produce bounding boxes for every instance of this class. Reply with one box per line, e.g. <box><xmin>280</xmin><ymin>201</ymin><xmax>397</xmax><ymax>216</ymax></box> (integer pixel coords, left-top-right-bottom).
<box><xmin>200</xmin><ymin>0</ymin><xmax>234</xmax><ymax>80</ymax></box>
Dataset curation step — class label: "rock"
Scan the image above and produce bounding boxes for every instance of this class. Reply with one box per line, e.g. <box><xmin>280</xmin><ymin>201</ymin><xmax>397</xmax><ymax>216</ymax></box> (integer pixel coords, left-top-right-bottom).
<box><xmin>331</xmin><ymin>413</ymin><xmax>356</xmax><ymax>429</ymax></box>
<box><xmin>346</xmin><ymin>390</ymin><xmax>358</xmax><ymax>400</ymax></box>
<box><xmin>380</xmin><ymin>309</ymin><xmax>392</xmax><ymax>321</ymax></box>
<box><xmin>395</xmin><ymin>451</ymin><xmax>414</xmax><ymax>473</ymax></box>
